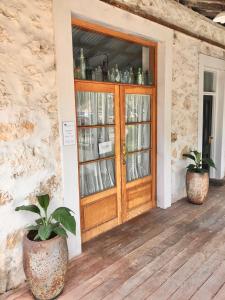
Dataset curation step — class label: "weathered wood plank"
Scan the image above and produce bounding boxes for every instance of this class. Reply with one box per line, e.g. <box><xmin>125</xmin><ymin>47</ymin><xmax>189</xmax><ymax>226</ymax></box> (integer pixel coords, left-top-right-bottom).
<box><xmin>66</xmin><ymin>197</ymin><xmax>225</xmax><ymax>299</ymax></box>
<box><xmin>190</xmin><ymin>261</ymin><xmax>225</xmax><ymax>300</ymax></box>
<box><xmin>4</xmin><ymin>186</ymin><xmax>225</xmax><ymax>300</ymax></box>
<box><xmin>122</xmin><ymin>207</ymin><xmax>225</xmax><ymax>299</ymax></box>
<box><xmin>213</xmin><ymin>282</ymin><xmax>225</xmax><ymax>300</ymax></box>
<box><xmin>150</xmin><ymin>223</ymin><xmax>225</xmax><ymax>300</ymax></box>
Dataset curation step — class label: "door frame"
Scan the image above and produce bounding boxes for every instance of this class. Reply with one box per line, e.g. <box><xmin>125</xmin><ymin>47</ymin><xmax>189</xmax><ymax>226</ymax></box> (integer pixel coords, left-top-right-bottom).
<box><xmin>75</xmin><ymin>82</ymin><xmax>156</xmax><ymax>242</ymax></box>
<box><xmin>53</xmin><ymin>0</ymin><xmax>173</xmax><ymax>257</ymax></box>
<box><xmin>120</xmin><ymin>85</ymin><xmax>156</xmax><ymax>222</ymax></box>
<box><xmin>74</xmin><ymin>81</ymin><xmax>122</xmax><ymax>242</ymax></box>
<box><xmin>198</xmin><ymin>54</ymin><xmax>225</xmax><ymax>179</ymax></box>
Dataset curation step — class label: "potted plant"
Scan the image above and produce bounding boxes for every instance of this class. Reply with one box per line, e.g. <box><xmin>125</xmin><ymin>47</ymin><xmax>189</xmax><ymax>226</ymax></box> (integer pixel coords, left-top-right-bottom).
<box><xmin>183</xmin><ymin>150</ymin><xmax>216</xmax><ymax>204</ymax></box>
<box><xmin>15</xmin><ymin>194</ymin><xmax>76</xmax><ymax>300</ymax></box>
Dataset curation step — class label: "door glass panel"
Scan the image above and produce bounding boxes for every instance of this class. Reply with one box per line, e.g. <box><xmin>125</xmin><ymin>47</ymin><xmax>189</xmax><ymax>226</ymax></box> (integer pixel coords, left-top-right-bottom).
<box><xmin>80</xmin><ymin>159</ymin><xmax>115</xmax><ymax>198</ymax></box>
<box><xmin>126</xmin><ymin>151</ymin><xmax>150</xmax><ymax>182</ymax></box>
<box><xmin>79</xmin><ymin>127</ymin><xmax>115</xmax><ymax>162</ymax></box>
<box><xmin>126</xmin><ymin>94</ymin><xmax>150</xmax><ymax>122</ymax></box>
<box><xmin>126</xmin><ymin>124</ymin><xmax>150</xmax><ymax>152</ymax></box>
<box><xmin>202</xmin><ymin>95</ymin><xmax>213</xmax><ymax>171</ymax></box>
<box><xmin>204</xmin><ymin>71</ymin><xmax>215</xmax><ymax>93</ymax></box>
<box><xmin>76</xmin><ymin>91</ymin><xmax>114</xmax><ymax>125</ymax></box>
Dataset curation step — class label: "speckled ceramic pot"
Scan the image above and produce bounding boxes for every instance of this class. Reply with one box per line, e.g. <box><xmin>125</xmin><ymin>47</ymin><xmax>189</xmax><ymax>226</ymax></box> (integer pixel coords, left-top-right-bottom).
<box><xmin>23</xmin><ymin>234</ymin><xmax>68</xmax><ymax>300</ymax></box>
<box><xmin>186</xmin><ymin>170</ymin><xmax>209</xmax><ymax>205</ymax></box>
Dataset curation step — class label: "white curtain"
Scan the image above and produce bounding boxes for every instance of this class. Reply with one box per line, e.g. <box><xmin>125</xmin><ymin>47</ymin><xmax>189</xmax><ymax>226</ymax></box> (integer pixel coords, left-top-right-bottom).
<box><xmin>125</xmin><ymin>94</ymin><xmax>151</xmax><ymax>182</ymax></box>
<box><xmin>126</xmin><ymin>151</ymin><xmax>150</xmax><ymax>182</ymax></box>
<box><xmin>77</xmin><ymin>91</ymin><xmax>115</xmax><ymax>198</ymax></box>
<box><xmin>77</xmin><ymin>91</ymin><xmax>114</xmax><ymax>125</ymax></box>
<box><xmin>126</xmin><ymin>94</ymin><xmax>150</xmax><ymax>123</ymax></box>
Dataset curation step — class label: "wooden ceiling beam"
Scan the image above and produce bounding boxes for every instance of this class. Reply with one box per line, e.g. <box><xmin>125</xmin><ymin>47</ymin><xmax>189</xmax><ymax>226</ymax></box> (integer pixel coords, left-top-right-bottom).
<box><xmin>178</xmin><ymin>0</ymin><xmax>225</xmax><ymax>25</ymax></box>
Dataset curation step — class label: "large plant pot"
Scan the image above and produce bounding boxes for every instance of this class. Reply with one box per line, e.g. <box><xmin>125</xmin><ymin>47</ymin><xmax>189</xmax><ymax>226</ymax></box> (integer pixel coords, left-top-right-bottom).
<box><xmin>186</xmin><ymin>170</ymin><xmax>209</xmax><ymax>204</ymax></box>
<box><xmin>23</xmin><ymin>234</ymin><xmax>68</xmax><ymax>300</ymax></box>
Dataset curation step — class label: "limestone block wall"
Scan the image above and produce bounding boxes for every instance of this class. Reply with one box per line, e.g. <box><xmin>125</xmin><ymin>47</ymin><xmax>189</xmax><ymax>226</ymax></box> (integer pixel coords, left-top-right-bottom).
<box><xmin>1</xmin><ymin>0</ymin><xmax>225</xmax><ymax>294</ymax></box>
<box><xmin>0</xmin><ymin>0</ymin><xmax>61</xmax><ymax>293</ymax></box>
<box><xmin>104</xmin><ymin>0</ymin><xmax>225</xmax><ymax>202</ymax></box>
<box><xmin>171</xmin><ymin>33</ymin><xmax>225</xmax><ymax>201</ymax></box>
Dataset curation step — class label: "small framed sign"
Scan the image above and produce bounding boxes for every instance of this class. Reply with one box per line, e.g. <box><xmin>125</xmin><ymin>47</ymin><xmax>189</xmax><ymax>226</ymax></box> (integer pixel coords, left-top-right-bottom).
<box><xmin>99</xmin><ymin>141</ymin><xmax>112</xmax><ymax>155</ymax></box>
<box><xmin>62</xmin><ymin>121</ymin><xmax>75</xmax><ymax>146</ymax></box>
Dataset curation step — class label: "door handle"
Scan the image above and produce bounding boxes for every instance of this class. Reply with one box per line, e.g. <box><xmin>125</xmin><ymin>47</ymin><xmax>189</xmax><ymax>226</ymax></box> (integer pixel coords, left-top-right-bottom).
<box><xmin>209</xmin><ymin>136</ymin><xmax>213</xmax><ymax>144</ymax></box>
<box><xmin>122</xmin><ymin>143</ymin><xmax>127</xmax><ymax>165</ymax></box>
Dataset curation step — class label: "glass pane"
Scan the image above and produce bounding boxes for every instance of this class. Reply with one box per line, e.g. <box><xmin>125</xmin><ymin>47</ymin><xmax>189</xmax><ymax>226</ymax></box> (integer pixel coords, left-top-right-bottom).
<box><xmin>78</xmin><ymin>127</ymin><xmax>114</xmax><ymax>162</ymax></box>
<box><xmin>126</xmin><ymin>151</ymin><xmax>150</xmax><ymax>182</ymax></box>
<box><xmin>126</xmin><ymin>124</ymin><xmax>150</xmax><ymax>152</ymax></box>
<box><xmin>126</xmin><ymin>94</ymin><xmax>150</xmax><ymax>123</ymax></box>
<box><xmin>80</xmin><ymin>159</ymin><xmax>115</xmax><ymax>198</ymax></box>
<box><xmin>204</xmin><ymin>71</ymin><xmax>215</xmax><ymax>92</ymax></box>
<box><xmin>72</xmin><ymin>26</ymin><xmax>155</xmax><ymax>86</ymax></box>
<box><xmin>76</xmin><ymin>91</ymin><xmax>114</xmax><ymax>125</ymax></box>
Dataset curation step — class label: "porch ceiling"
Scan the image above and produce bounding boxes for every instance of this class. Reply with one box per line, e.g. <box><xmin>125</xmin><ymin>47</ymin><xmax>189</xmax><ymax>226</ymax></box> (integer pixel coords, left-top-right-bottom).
<box><xmin>177</xmin><ymin>0</ymin><xmax>225</xmax><ymax>24</ymax></box>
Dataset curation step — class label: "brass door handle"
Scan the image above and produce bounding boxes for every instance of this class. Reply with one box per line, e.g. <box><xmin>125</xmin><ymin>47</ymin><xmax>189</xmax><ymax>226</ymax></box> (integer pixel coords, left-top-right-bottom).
<box><xmin>209</xmin><ymin>136</ymin><xmax>213</xmax><ymax>144</ymax></box>
<box><xmin>122</xmin><ymin>143</ymin><xmax>127</xmax><ymax>165</ymax></box>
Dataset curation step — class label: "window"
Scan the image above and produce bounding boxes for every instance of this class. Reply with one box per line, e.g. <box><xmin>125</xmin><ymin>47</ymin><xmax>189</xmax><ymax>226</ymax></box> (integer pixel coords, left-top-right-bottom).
<box><xmin>72</xmin><ymin>25</ymin><xmax>156</xmax><ymax>86</ymax></box>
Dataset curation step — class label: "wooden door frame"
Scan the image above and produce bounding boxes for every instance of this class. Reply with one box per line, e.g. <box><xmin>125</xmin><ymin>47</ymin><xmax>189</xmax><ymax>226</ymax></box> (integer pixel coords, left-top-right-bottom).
<box><xmin>74</xmin><ymin>81</ymin><xmax>122</xmax><ymax>242</ymax></box>
<box><xmin>53</xmin><ymin>0</ymin><xmax>173</xmax><ymax>256</ymax></box>
<box><xmin>119</xmin><ymin>85</ymin><xmax>157</xmax><ymax>222</ymax></box>
<box><xmin>72</xmin><ymin>20</ymin><xmax>157</xmax><ymax>241</ymax></box>
<box><xmin>75</xmin><ymin>81</ymin><xmax>157</xmax><ymax>241</ymax></box>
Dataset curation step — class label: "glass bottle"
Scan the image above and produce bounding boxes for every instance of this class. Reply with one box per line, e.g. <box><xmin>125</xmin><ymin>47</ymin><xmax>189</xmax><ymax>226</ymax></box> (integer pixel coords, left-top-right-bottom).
<box><xmin>97</xmin><ymin>66</ymin><xmax>103</xmax><ymax>81</ymax></box>
<box><xmin>128</xmin><ymin>67</ymin><xmax>134</xmax><ymax>84</ymax></box>
<box><xmin>110</xmin><ymin>67</ymin><xmax>115</xmax><ymax>82</ymax></box>
<box><xmin>80</xmin><ymin>48</ymin><xmax>86</xmax><ymax>80</ymax></box>
<box><xmin>137</xmin><ymin>67</ymin><xmax>142</xmax><ymax>85</ymax></box>
<box><xmin>107</xmin><ymin>70</ymin><xmax>110</xmax><ymax>82</ymax></box>
<box><xmin>115</xmin><ymin>64</ymin><xmax>121</xmax><ymax>82</ymax></box>
<box><xmin>92</xmin><ymin>70</ymin><xmax>96</xmax><ymax>81</ymax></box>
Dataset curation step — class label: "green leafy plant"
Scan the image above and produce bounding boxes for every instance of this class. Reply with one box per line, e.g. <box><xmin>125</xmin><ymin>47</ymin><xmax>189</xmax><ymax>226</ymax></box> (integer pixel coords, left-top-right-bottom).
<box><xmin>183</xmin><ymin>150</ymin><xmax>216</xmax><ymax>173</ymax></box>
<box><xmin>15</xmin><ymin>194</ymin><xmax>76</xmax><ymax>241</ymax></box>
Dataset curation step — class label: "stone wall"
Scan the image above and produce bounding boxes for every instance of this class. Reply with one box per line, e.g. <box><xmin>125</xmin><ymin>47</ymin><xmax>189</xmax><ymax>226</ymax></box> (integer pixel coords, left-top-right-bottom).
<box><xmin>103</xmin><ymin>0</ymin><xmax>225</xmax><ymax>202</ymax></box>
<box><xmin>1</xmin><ymin>0</ymin><xmax>225</xmax><ymax>294</ymax></box>
<box><xmin>0</xmin><ymin>0</ymin><xmax>61</xmax><ymax>293</ymax></box>
<box><xmin>171</xmin><ymin>33</ymin><xmax>225</xmax><ymax>201</ymax></box>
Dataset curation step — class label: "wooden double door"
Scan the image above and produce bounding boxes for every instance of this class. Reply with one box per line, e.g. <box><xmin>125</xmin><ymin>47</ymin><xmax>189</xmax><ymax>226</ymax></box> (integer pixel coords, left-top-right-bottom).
<box><xmin>75</xmin><ymin>81</ymin><xmax>156</xmax><ymax>242</ymax></box>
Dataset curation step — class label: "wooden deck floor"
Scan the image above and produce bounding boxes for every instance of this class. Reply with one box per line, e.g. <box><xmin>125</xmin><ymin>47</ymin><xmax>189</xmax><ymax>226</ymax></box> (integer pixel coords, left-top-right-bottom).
<box><xmin>4</xmin><ymin>185</ymin><xmax>225</xmax><ymax>300</ymax></box>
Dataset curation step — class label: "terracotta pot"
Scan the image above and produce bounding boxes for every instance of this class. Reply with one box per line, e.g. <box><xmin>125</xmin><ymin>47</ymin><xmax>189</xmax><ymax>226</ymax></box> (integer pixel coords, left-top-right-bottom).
<box><xmin>23</xmin><ymin>234</ymin><xmax>68</xmax><ymax>300</ymax></box>
<box><xmin>186</xmin><ymin>170</ymin><xmax>209</xmax><ymax>204</ymax></box>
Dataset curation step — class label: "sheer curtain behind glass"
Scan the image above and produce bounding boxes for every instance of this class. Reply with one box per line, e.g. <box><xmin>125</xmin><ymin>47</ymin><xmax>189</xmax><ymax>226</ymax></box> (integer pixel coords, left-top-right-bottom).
<box><xmin>126</xmin><ymin>94</ymin><xmax>151</xmax><ymax>182</ymax></box>
<box><xmin>77</xmin><ymin>91</ymin><xmax>115</xmax><ymax>198</ymax></box>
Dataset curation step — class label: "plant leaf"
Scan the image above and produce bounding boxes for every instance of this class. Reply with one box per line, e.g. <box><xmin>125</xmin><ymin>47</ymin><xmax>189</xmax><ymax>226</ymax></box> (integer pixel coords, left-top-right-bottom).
<box><xmin>26</xmin><ymin>225</ymin><xmax>39</xmax><ymax>231</ymax></box>
<box><xmin>191</xmin><ymin>150</ymin><xmax>201</xmax><ymax>164</ymax></box>
<box><xmin>183</xmin><ymin>154</ymin><xmax>196</xmax><ymax>162</ymax></box>
<box><xmin>53</xmin><ymin>226</ymin><xmax>68</xmax><ymax>238</ymax></box>
<box><xmin>202</xmin><ymin>158</ymin><xmax>216</xmax><ymax>169</ymax></box>
<box><xmin>187</xmin><ymin>164</ymin><xmax>196</xmax><ymax>170</ymax></box>
<box><xmin>37</xmin><ymin>194</ymin><xmax>50</xmax><ymax>213</ymax></box>
<box><xmin>38</xmin><ymin>224</ymin><xmax>52</xmax><ymax>241</ymax></box>
<box><xmin>51</xmin><ymin>207</ymin><xmax>76</xmax><ymax>235</ymax></box>
<box><xmin>15</xmin><ymin>205</ymin><xmax>40</xmax><ymax>215</ymax></box>
<box><xmin>35</xmin><ymin>218</ymin><xmax>45</xmax><ymax>225</ymax></box>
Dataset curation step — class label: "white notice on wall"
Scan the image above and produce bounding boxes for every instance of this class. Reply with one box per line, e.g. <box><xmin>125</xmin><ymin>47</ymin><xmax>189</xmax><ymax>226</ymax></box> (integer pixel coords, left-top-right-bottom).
<box><xmin>62</xmin><ymin>121</ymin><xmax>75</xmax><ymax>146</ymax></box>
<box><xmin>99</xmin><ymin>141</ymin><xmax>112</xmax><ymax>154</ymax></box>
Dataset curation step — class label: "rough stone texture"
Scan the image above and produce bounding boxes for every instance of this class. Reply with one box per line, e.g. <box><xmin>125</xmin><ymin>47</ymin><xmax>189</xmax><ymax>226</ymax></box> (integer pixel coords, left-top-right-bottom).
<box><xmin>171</xmin><ymin>32</ymin><xmax>225</xmax><ymax>201</ymax></box>
<box><xmin>103</xmin><ymin>0</ymin><xmax>225</xmax><ymax>47</ymax></box>
<box><xmin>1</xmin><ymin>0</ymin><xmax>225</xmax><ymax>294</ymax></box>
<box><xmin>0</xmin><ymin>0</ymin><xmax>62</xmax><ymax>294</ymax></box>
